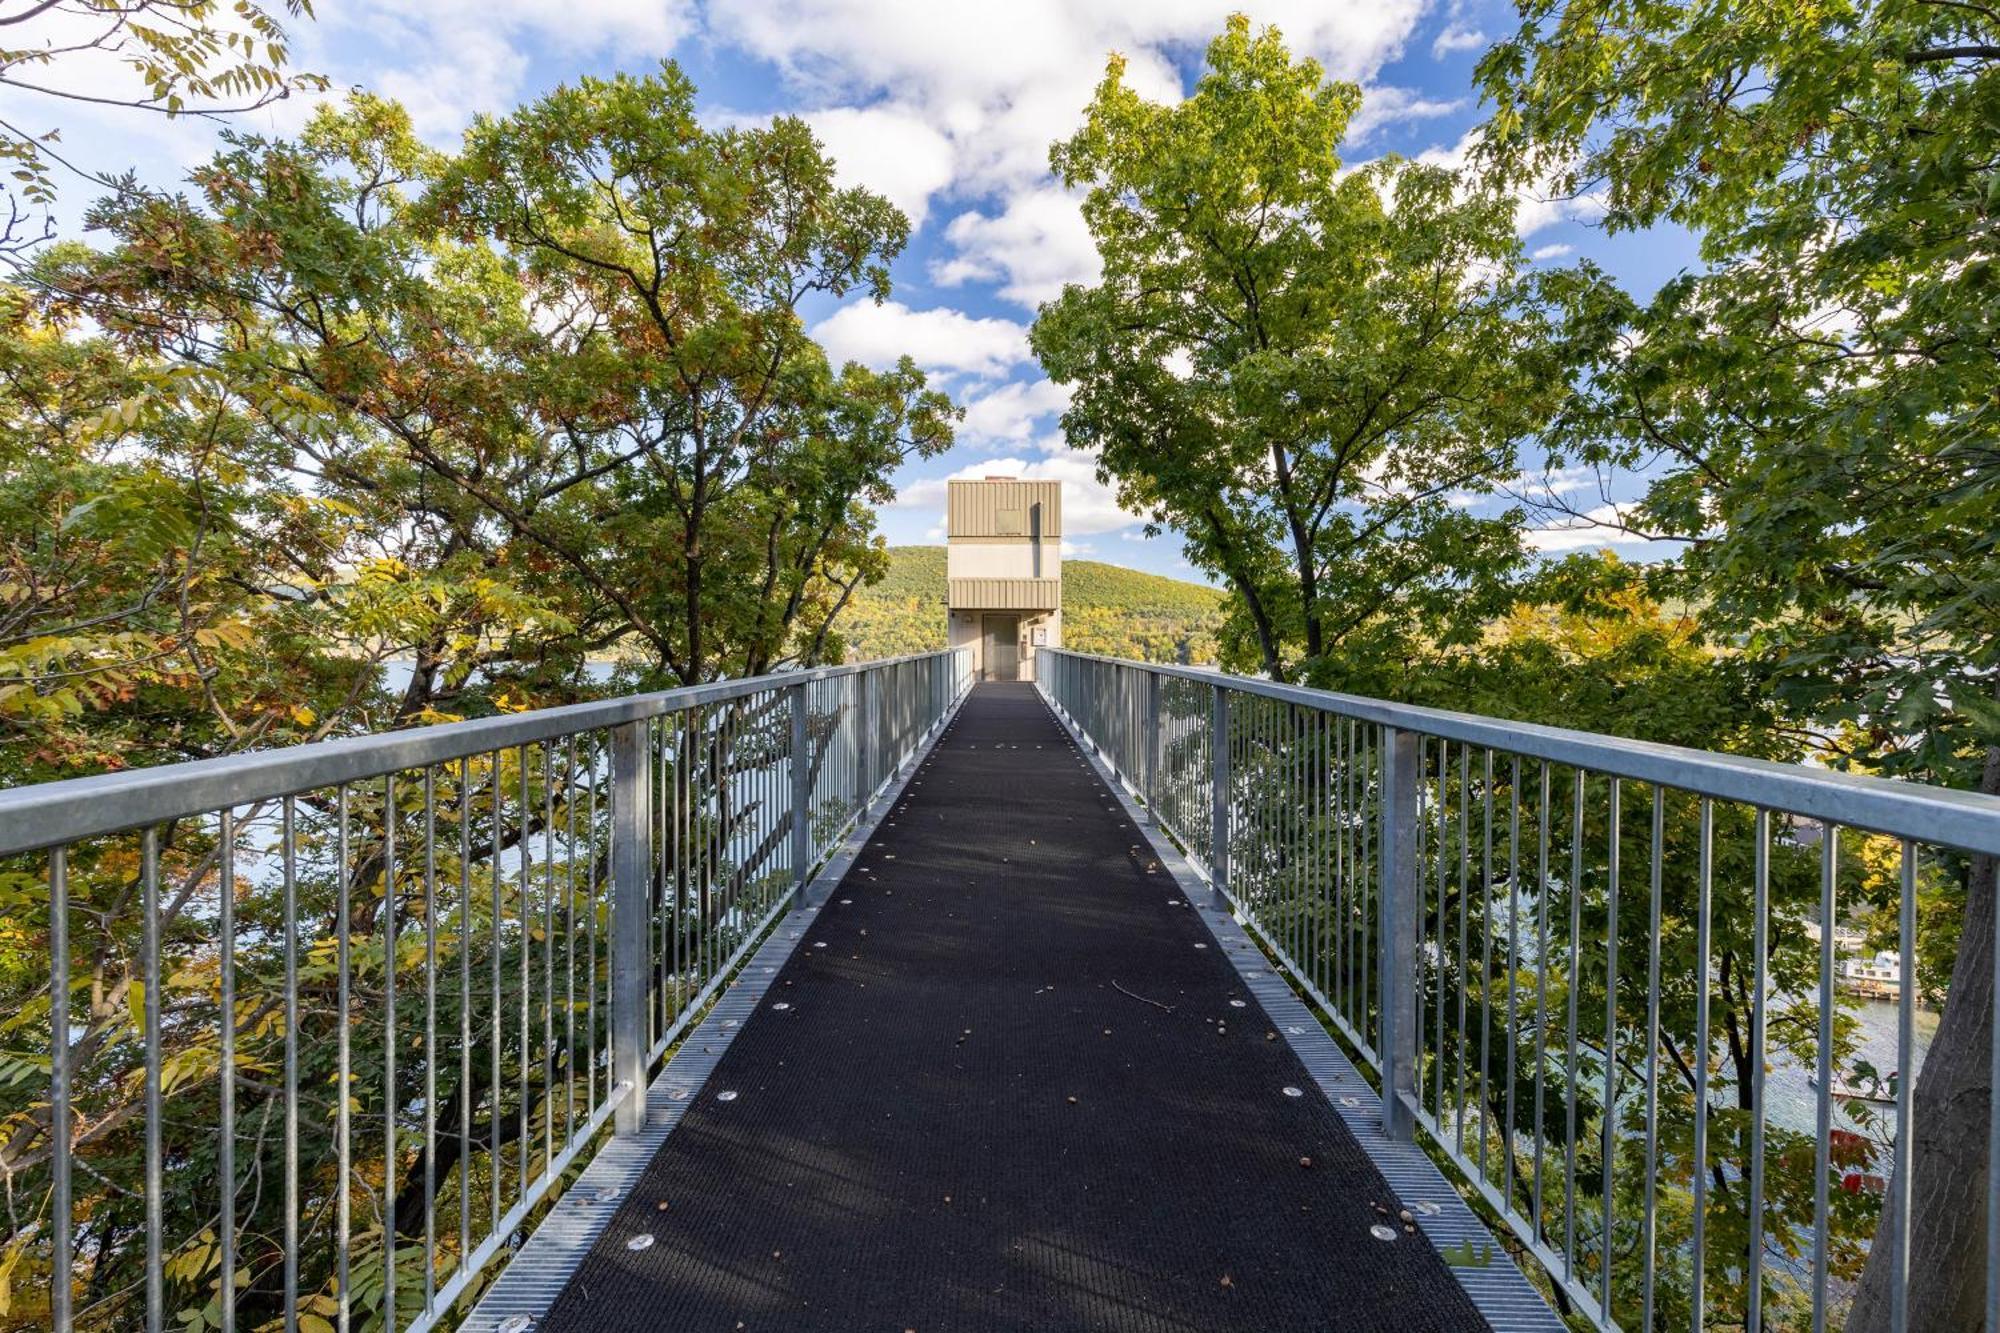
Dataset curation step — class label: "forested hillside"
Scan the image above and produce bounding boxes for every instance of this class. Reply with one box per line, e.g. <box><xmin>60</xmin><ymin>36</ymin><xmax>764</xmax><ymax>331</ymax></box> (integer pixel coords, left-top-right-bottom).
<box><xmin>840</xmin><ymin>546</ymin><xmax>1221</xmax><ymax>663</ymax></box>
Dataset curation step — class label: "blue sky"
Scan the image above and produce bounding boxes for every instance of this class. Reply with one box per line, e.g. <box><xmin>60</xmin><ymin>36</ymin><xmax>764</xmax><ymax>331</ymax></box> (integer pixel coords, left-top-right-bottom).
<box><xmin>24</xmin><ymin>0</ymin><xmax>1698</xmax><ymax>582</ymax></box>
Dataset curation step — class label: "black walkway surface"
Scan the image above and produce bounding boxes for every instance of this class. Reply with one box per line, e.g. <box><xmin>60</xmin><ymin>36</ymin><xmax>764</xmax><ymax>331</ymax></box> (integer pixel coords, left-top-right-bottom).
<box><xmin>541</xmin><ymin>683</ymin><xmax>1488</xmax><ymax>1332</ymax></box>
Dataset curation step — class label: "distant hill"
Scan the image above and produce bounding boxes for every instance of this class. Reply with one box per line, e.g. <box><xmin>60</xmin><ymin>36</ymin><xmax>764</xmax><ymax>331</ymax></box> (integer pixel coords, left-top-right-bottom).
<box><xmin>839</xmin><ymin>546</ymin><xmax>1223</xmax><ymax>664</ymax></box>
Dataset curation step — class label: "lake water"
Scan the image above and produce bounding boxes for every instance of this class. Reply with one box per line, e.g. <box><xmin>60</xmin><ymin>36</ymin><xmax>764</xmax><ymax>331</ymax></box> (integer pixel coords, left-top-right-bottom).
<box><xmin>378</xmin><ymin>658</ymin><xmax>619</xmax><ymax>697</ymax></box>
<box><xmin>1762</xmin><ymin>993</ymin><xmax>1937</xmax><ymax>1138</ymax></box>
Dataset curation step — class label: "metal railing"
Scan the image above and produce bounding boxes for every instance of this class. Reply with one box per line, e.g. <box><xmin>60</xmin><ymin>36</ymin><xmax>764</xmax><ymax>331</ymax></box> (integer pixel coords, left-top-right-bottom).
<box><xmin>1041</xmin><ymin>648</ymin><xmax>2000</xmax><ymax>1333</ymax></box>
<box><xmin>5</xmin><ymin>648</ymin><xmax>970</xmax><ymax>1333</ymax></box>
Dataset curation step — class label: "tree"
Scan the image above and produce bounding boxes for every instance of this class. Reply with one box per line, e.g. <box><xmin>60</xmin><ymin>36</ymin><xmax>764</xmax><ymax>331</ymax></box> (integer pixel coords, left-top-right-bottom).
<box><xmin>1479</xmin><ymin>3</ymin><xmax>2000</xmax><ymax>1325</ymax></box>
<box><xmin>1030</xmin><ymin>16</ymin><xmax>1620</xmax><ymax>692</ymax></box>
<box><xmin>0</xmin><ymin>0</ymin><xmax>324</xmax><ymax>264</ymax></box>
<box><xmin>66</xmin><ymin>79</ymin><xmax>955</xmax><ymax>689</ymax></box>
<box><xmin>426</xmin><ymin>68</ymin><xmax>955</xmax><ymax>683</ymax></box>
<box><xmin>5</xmin><ymin>72</ymin><xmax>955</xmax><ymax>1327</ymax></box>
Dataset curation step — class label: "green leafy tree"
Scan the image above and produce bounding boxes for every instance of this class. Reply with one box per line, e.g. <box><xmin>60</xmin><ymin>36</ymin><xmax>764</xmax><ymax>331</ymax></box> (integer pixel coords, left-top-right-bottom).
<box><xmin>1031</xmin><ymin>16</ymin><xmax>1621</xmax><ymax>691</ymax></box>
<box><xmin>427</xmin><ymin>69</ymin><xmax>956</xmax><ymax>683</ymax></box>
<box><xmin>4</xmin><ymin>70</ymin><xmax>955</xmax><ymax>1328</ymax></box>
<box><xmin>67</xmin><ymin>81</ymin><xmax>954</xmax><ymax>690</ymax></box>
<box><xmin>1479</xmin><ymin>3</ymin><xmax>2000</xmax><ymax>1325</ymax></box>
<box><xmin>0</xmin><ymin>0</ymin><xmax>324</xmax><ymax>264</ymax></box>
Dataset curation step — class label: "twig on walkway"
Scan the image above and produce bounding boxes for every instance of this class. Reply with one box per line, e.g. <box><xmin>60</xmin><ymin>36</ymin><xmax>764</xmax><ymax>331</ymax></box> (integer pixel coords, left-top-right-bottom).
<box><xmin>1112</xmin><ymin>980</ymin><xmax>1175</xmax><ymax>1013</ymax></box>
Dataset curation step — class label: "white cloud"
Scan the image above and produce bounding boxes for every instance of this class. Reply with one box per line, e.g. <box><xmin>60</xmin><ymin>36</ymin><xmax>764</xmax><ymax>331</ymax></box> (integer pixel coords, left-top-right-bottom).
<box><xmin>801</xmin><ymin>104</ymin><xmax>955</xmax><ymax>225</ymax></box>
<box><xmin>889</xmin><ymin>446</ymin><xmax>1141</xmax><ymax>535</ymax></box>
<box><xmin>1347</xmin><ymin>86</ymin><xmax>1466</xmax><ymax>143</ymax></box>
<box><xmin>1523</xmin><ymin>504</ymin><xmax>1654</xmax><ymax>553</ymax></box>
<box><xmin>1416</xmin><ymin>128</ymin><xmax>1608</xmax><ymax>237</ymax></box>
<box><xmin>932</xmin><ymin>188</ymin><xmax>1102</xmax><ymax>308</ymax></box>
<box><xmin>1530</xmin><ymin>243</ymin><xmax>1574</xmax><ymax>261</ymax></box>
<box><xmin>813</xmin><ymin>300</ymin><xmax>1031</xmax><ymax>380</ymax></box>
<box><xmin>958</xmin><ymin>378</ymin><xmax>1073</xmax><ymax>449</ymax></box>
<box><xmin>1431</xmin><ymin>24</ymin><xmax>1487</xmax><ymax>58</ymax></box>
<box><xmin>709</xmin><ymin>1</ymin><xmax>1430</xmax><ymax>207</ymax></box>
<box><xmin>311</xmin><ymin>2</ymin><xmax>695</xmax><ymax>140</ymax></box>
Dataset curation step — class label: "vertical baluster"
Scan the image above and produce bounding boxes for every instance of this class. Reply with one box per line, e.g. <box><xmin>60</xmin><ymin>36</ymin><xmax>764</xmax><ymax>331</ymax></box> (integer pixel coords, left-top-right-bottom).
<box><xmin>656</xmin><ymin>716</ymin><xmax>669</xmax><ymax>1047</ymax></box>
<box><xmin>1338</xmin><ymin>718</ymin><xmax>1350</xmax><ymax>1023</ymax></box>
<box><xmin>336</xmin><ymin>790</ymin><xmax>352</xmax><ymax>1333</ymax></box>
<box><xmin>283</xmin><ymin>801</ymin><xmax>299</xmax><ymax>1332</ymax></box>
<box><xmin>1504</xmin><ymin>757</ymin><xmax>1521</xmax><ymax>1207</ymax></box>
<box><xmin>1892</xmin><ymin>840</ymin><xmax>1915</xmax><ymax>1333</ymax></box>
<box><xmin>422</xmin><ymin>770</ymin><xmax>438</xmax><ymax>1317</ymax></box>
<box><xmin>1600</xmin><ymin>776</ymin><xmax>1620</xmax><ymax>1321</ymax></box>
<box><xmin>1435</xmin><ymin>742</ymin><xmax>1451</xmax><ymax>1127</ymax></box>
<box><xmin>50</xmin><ymin>846</ymin><xmax>71</xmax><ymax>1333</ymax></box>
<box><xmin>566</xmin><ymin>735</ymin><xmax>579</xmax><ymax>1144</ymax></box>
<box><xmin>1749</xmin><ymin>808</ymin><xmax>1770</xmax><ymax>1331</ymax></box>
<box><xmin>457</xmin><ymin>762</ymin><xmax>473</xmax><ymax>1271</ymax></box>
<box><xmin>1455</xmin><ymin>744</ymin><xmax>1470</xmax><ymax>1155</ymax></box>
<box><xmin>1144</xmin><ymin>670</ymin><xmax>1161</xmax><ymax>824</ymax></box>
<box><xmin>1533</xmin><ymin>762</ymin><xmax>1552</xmax><ymax>1232</ymax></box>
<box><xmin>586</xmin><ymin>739</ymin><xmax>598</xmax><ymax>1116</ymax></box>
<box><xmin>1812</xmin><ymin>827</ymin><xmax>1839</xmax><ymax>1333</ymax></box>
<box><xmin>383</xmin><ymin>775</ymin><xmax>397</xmax><ymax>1331</ymax></box>
<box><xmin>1988</xmin><ymin>813</ymin><xmax>2000</xmax><ymax>1333</ymax></box>
<box><xmin>141</xmin><ymin>826</ymin><xmax>164</xmax><ymax>1333</ymax></box>
<box><xmin>517</xmin><ymin>751</ymin><xmax>531</xmax><ymax>1195</ymax></box>
<box><xmin>219</xmin><ymin>810</ymin><xmax>236</xmax><ymax>1333</ymax></box>
<box><xmin>1640</xmin><ymin>787</ymin><xmax>1664</xmax><ymax>1330</ymax></box>
<box><xmin>542</xmin><ymin>743</ymin><xmax>556</xmax><ymax>1169</ymax></box>
<box><xmin>487</xmin><ymin>753</ymin><xmax>503</xmax><ymax>1239</ymax></box>
<box><xmin>793</xmin><ymin>682</ymin><xmax>812</xmax><ymax>901</ymax></box>
<box><xmin>1563</xmin><ymin>770</ymin><xmax>1582</xmax><ymax>1283</ymax></box>
<box><xmin>1209</xmin><ymin>683</ymin><xmax>1230</xmax><ymax>909</ymax></box>
<box><xmin>1361</xmin><ymin>726</ymin><xmax>1375</xmax><ymax>1049</ymax></box>
<box><xmin>1479</xmin><ymin>750</ymin><xmax>1494</xmax><ymax>1184</ymax></box>
<box><xmin>1692</xmin><ymin>796</ymin><xmax>1713</xmax><ymax>1325</ymax></box>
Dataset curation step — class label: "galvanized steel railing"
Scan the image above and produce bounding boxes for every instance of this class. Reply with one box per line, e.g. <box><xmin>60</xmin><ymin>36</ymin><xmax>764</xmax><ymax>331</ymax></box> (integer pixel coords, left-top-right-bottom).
<box><xmin>5</xmin><ymin>648</ymin><xmax>970</xmax><ymax>1333</ymax></box>
<box><xmin>1041</xmin><ymin>648</ymin><xmax>2000</xmax><ymax>1333</ymax></box>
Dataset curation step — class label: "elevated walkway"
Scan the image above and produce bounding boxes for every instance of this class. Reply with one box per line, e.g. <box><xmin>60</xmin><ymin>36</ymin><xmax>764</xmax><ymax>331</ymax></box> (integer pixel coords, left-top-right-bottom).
<box><xmin>522</xmin><ymin>684</ymin><xmax>1495</xmax><ymax>1331</ymax></box>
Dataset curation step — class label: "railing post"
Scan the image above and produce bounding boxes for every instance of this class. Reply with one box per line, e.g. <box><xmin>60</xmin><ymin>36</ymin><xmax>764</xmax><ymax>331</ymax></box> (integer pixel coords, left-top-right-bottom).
<box><xmin>1378</xmin><ymin>725</ymin><xmax>1421</xmax><ymax>1141</ymax></box>
<box><xmin>610</xmin><ymin>718</ymin><xmax>650</xmax><ymax>1135</ymax></box>
<box><xmin>791</xmin><ymin>681</ymin><xmax>813</xmax><ymax>900</ymax></box>
<box><xmin>1144</xmin><ymin>669</ymin><xmax>1162</xmax><ymax>823</ymax></box>
<box><xmin>860</xmin><ymin>666</ymin><xmax>879</xmax><ymax>800</ymax></box>
<box><xmin>1209</xmin><ymin>682</ymin><xmax>1230</xmax><ymax>910</ymax></box>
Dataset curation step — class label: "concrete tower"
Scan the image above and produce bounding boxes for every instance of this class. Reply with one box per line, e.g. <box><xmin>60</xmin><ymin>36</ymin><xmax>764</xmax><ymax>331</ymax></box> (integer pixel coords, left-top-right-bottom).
<box><xmin>945</xmin><ymin>477</ymin><xmax>1062</xmax><ymax>681</ymax></box>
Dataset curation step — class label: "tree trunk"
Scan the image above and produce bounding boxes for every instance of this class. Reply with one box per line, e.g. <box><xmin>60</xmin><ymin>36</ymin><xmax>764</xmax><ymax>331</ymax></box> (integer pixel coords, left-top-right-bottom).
<box><xmin>1845</xmin><ymin>736</ymin><xmax>1999</xmax><ymax>1333</ymax></box>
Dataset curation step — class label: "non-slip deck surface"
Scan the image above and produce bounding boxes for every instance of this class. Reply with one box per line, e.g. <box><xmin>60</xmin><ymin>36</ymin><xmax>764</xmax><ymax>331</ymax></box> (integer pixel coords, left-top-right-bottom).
<box><xmin>540</xmin><ymin>683</ymin><xmax>1489</xmax><ymax>1332</ymax></box>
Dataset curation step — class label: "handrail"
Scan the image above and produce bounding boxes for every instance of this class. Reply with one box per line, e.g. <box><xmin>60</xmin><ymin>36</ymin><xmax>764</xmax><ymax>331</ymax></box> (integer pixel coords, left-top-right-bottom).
<box><xmin>0</xmin><ymin>650</ymin><xmax>957</xmax><ymax>855</ymax></box>
<box><xmin>11</xmin><ymin>647</ymin><xmax>973</xmax><ymax>1333</ymax></box>
<box><xmin>1042</xmin><ymin>650</ymin><xmax>2000</xmax><ymax>856</ymax></box>
<box><xmin>1040</xmin><ymin>647</ymin><xmax>1993</xmax><ymax>1333</ymax></box>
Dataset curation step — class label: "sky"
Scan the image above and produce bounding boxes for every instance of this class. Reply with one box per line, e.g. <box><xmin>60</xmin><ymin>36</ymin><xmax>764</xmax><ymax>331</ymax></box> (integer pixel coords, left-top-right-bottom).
<box><xmin>16</xmin><ymin>0</ymin><xmax>1700</xmax><ymax>583</ymax></box>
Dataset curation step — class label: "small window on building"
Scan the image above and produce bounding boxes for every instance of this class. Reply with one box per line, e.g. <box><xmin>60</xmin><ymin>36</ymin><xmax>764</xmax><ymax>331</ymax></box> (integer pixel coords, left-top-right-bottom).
<box><xmin>995</xmin><ymin>508</ymin><xmax>1023</xmax><ymax>535</ymax></box>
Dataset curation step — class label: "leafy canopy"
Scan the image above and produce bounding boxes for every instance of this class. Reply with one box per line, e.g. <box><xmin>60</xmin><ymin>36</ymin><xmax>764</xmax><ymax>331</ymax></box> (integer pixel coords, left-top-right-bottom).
<box><xmin>1032</xmin><ymin>15</ymin><xmax>1622</xmax><ymax>690</ymax></box>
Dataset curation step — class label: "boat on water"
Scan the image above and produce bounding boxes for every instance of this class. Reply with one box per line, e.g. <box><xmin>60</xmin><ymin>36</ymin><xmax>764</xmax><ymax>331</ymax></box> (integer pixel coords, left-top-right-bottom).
<box><xmin>1837</xmin><ymin>948</ymin><xmax>1904</xmax><ymax>999</ymax></box>
<box><xmin>1809</xmin><ymin>1071</ymin><xmax>1897</xmax><ymax>1106</ymax></box>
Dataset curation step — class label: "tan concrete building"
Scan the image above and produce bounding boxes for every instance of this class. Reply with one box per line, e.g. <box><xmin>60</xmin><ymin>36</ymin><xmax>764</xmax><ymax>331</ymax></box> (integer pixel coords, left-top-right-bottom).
<box><xmin>946</xmin><ymin>478</ymin><xmax>1061</xmax><ymax>681</ymax></box>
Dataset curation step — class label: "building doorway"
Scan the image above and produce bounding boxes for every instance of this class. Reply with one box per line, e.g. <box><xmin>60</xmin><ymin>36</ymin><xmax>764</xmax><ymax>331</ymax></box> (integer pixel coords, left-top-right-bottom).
<box><xmin>982</xmin><ymin>615</ymin><xmax>1020</xmax><ymax>681</ymax></box>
